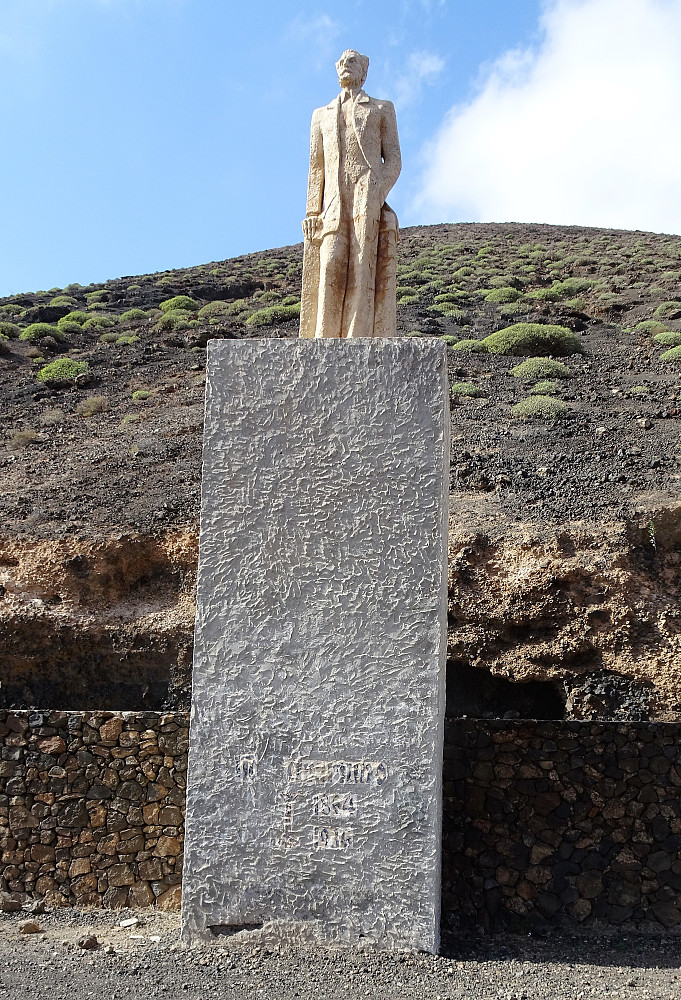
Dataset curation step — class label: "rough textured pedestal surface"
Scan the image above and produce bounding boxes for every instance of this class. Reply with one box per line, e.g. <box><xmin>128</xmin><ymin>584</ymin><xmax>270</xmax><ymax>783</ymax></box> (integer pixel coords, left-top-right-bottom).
<box><xmin>181</xmin><ymin>339</ymin><xmax>449</xmax><ymax>952</ymax></box>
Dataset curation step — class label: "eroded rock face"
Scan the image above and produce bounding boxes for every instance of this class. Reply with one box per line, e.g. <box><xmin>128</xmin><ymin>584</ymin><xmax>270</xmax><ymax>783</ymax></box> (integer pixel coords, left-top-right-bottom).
<box><xmin>0</xmin><ymin>532</ymin><xmax>197</xmax><ymax>711</ymax></box>
<box><xmin>448</xmin><ymin>502</ymin><xmax>681</xmax><ymax>720</ymax></box>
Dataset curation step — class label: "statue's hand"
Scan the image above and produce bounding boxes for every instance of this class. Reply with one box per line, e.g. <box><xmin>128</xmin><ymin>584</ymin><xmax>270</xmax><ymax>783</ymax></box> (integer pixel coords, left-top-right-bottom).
<box><xmin>302</xmin><ymin>215</ymin><xmax>320</xmax><ymax>241</ymax></box>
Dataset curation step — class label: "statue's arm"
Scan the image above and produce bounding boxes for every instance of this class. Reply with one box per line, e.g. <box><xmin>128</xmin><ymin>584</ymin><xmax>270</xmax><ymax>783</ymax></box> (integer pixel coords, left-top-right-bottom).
<box><xmin>379</xmin><ymin>101</ymin><xmax>401</xmax><ymax>202</ymax></box>
<box><xmin>303</xmin><ymin>111</ymin><xmax>324</xmax><ymax>239</ymax></box>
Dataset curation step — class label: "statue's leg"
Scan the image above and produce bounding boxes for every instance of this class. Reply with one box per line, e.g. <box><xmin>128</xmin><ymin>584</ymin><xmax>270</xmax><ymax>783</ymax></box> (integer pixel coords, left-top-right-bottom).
<box><xmin>343</xmin><ymin>218</ymin><xmax>379</xmax><ymax>339</ymax></box>
<box><xmin>373</xmin><ymin>207</ymin><xmax>399</xmax><ymax>338</ymax></box>
<box><xmin>315</xmin><ymin>232</ymin><xmax>349</xmax><ymax>339</ymax></box>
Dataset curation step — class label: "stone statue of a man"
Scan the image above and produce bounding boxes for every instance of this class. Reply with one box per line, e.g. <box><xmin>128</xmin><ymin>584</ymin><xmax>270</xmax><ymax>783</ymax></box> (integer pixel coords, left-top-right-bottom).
<box><xmin>299</xmin><ymin>49</ymin><xmax>402</xmax><ymax>339</ymax></box>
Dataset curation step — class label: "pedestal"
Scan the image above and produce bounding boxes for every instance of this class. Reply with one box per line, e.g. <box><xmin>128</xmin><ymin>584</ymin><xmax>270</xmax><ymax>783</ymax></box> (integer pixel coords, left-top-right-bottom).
<box><xmin>181</xmin><ymin>339</ymin><xmax>449</xmax><ymax>952</ymax></box>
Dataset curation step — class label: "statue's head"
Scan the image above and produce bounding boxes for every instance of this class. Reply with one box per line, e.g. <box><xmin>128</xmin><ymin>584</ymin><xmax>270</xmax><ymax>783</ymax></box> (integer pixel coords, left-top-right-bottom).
<box><xmin>336</xmin><ymin>49</ymin><xmax>369</xmax><ymax>90</ymax></box>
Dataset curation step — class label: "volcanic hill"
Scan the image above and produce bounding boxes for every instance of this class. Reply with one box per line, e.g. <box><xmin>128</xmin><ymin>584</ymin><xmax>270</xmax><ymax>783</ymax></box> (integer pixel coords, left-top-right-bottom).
<box><xmin>1</xmin><ymin>222</ymin><xmax>681</xmax><ymax>720</ymax></box>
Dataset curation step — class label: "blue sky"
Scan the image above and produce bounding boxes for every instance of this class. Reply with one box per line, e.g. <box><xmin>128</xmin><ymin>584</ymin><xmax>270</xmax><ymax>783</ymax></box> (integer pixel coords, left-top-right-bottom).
<box><xmin>2</xmin><ymin>0</ymin><xmax>681</xmax><ymax>296</ymax></box>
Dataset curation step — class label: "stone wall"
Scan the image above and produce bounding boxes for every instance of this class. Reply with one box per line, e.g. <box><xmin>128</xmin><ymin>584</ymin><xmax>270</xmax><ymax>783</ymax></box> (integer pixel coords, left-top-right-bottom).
<box><xmin>4</xmin><ymin>711</ymin><xmax>681</xmax><ymax>932</ymax></box>
<box><xmin>443</xmin><ymin>720</ymin><xmax>681</xmax><ymax>932</ymax></box>
<box><xmin>0</xmin><ymin>710</ymin><xmax>187</xmax><ymax>910</ymax></box>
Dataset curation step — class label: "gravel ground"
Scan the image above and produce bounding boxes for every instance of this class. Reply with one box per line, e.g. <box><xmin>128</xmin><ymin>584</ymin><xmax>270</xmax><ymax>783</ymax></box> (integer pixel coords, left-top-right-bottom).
<box><xmin>1</xmin><ymin>909</ymin><xmax>681</xmax><ymax>999</ymax></box>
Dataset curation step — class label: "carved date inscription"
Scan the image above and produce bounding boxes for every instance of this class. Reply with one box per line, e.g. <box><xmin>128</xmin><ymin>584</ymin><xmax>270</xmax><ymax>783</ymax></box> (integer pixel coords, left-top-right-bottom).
<box><xmin>312</xmin><ymin>826</ymin><xmax>354</xmax><ymax>851</ymax></box>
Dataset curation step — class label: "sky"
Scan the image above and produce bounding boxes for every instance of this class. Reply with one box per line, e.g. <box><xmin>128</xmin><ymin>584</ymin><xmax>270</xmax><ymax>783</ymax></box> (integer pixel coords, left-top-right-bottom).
<box><xmin>1</xmin><ymin>0</ymin><xmax>679</xmax><ymax>296</ymax></box>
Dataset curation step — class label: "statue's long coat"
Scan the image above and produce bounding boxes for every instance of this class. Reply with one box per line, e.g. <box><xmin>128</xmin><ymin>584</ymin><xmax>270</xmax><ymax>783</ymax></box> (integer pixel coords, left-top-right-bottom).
<box><xmin>299</xmin><ymin>90</ymin><xmax>402</xmax><ymax>339</ymax></box>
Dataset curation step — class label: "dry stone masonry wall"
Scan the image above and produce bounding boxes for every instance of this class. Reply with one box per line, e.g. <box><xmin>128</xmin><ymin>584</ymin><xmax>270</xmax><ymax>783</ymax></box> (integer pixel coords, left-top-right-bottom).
<box><xmin>0</xmin><ymin>711</ymin><xmax>187</xmax><ymax>910</ymax></box>
<box><xmin>4</xmin><ymin>712</ymin><xmax>681</xmax><ymax>933</ymax></box>
<box><xmin>443</xmin><ymin>720</ymin><xmax>681</xmax><ymax>933</ymax></box>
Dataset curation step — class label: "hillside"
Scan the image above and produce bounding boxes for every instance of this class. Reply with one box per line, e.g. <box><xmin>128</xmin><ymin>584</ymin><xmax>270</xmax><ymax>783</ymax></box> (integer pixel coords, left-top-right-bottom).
<box><xmin>2</xmin><ymin>222</ymin><xmax>681</xmax><ymax>720</ymax></box>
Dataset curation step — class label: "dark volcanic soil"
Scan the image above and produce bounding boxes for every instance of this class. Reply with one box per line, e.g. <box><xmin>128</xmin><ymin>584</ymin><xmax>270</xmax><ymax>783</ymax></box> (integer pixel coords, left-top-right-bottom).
<box><xmin>2</xmin><ymin>221</ymin><xmax>681</xmax><ymax>719</ymax></box>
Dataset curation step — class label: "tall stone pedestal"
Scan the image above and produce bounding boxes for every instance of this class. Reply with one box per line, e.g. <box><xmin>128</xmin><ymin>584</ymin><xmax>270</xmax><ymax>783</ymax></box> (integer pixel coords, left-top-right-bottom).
<box><xmin>181</xmin><ymin>339</ymin><xmax>449</xmax><ymax>952</ymax></box>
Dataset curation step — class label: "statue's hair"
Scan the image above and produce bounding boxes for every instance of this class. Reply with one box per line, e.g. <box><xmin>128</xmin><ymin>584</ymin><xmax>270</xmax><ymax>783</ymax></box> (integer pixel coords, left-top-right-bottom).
<box><xmin>336</xmin><ymin>49</ymin><xmax>369</xmax><ymax>87</ymax></box>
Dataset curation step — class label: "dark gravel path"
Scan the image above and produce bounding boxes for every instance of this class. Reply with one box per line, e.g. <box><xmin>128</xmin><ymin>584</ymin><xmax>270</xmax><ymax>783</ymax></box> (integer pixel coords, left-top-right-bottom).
<box><xmin>1</xmin><ymin>909</ymin><xmax>681</xmax><ymax>999</ymax></box>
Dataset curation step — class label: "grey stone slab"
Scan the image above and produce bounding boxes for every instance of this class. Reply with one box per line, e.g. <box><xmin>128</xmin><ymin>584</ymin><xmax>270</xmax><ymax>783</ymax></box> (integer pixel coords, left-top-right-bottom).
<box><xmin>181</xmin><ymin>339</ymin><xmax>449</xmax><ymax>952</ymax></box>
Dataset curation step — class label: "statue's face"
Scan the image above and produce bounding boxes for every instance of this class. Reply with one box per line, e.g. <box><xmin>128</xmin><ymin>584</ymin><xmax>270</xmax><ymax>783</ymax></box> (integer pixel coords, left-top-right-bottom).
<box><xmin>336</xmin><ymin>51</ymin><xmax>365</xmax><ymax>89</ymax></box>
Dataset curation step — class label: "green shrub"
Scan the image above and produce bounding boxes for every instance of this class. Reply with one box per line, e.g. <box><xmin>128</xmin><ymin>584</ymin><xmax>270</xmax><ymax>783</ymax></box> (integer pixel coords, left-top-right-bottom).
<box><xmin>398</xmin><ymin>294</ymin><xmax>419</xmax><ymax>305</ymax></box>
<box><xmin>100</xmin><ymin>332</ymin><xmax>120</xmax><ymax>343</ymax></box>
<box><xmin>451</xmin><ymin>339</ymin><xmax>486</xmax><ymax>352</ymax></box>
<box><xmin>499</xmin><ymin>301</ymin><xmax>529</xmax><ymax>318</ymax></box>
<box><xmin>660</xmin><ymin>346</ymin><xmax>681</xmax><ymax>363</ymax></box>
<box><xmin>126</xmin><ymin>283</ymin><xmax>142</xmax><ymax>292</ymax></box>
<box><xmin>116</xmin><ymin>334</ymin><xmax>140</xmax><ymax>346</ymax></box>
<box><xmin>511</xmin><ymin>395</ymin><xmax>568</xmax><ymax>420</ymax></box>
<box><xmin>57</xmin><ymin>320</ymin><xmax>84</xmax><ymax>336</ymax></box>
<box><xmin>483</xmin><ymin>287</ymin><xmax>521</xmax><ymax>304</ymax></box>
<box><xmin>35</xmin><ymin>358</ymin><xmax>89</xmax><ymax>382</ymax></box>
<box><xmin>553</xmin><ymin>277</ymin><xmax>593</xmax><ymax>297</ymax></box>
<box><xmin>629</xmin><ymin>385</ymin><xmax>650</xmax><ymax>396</ymax></box>
<box><xmin>527</xmin><ymin>286</ymin><xmax>561</xmax><ymax>302</ymax></box>
<box><xmin>481</xmin><ymin>323</ymin><xmax>583</xmax><ymax>357</ymax></box>
<box><xmin>76</xmin><ymin>396</ymin><xmax>108</xmax><ymax>417</ymax></box>
<box><xmin>530</xmin><ymin>379</ymin><xmax>561</xmax><ymax>395</ymax></box>
<box><xmin>654</xmin><ymin>301</ymin><xmax>681</xmax><ymax>319</ymax></box>
<box><xmin>654</xmin><ymin>332</ymin><xmax>681</xmax><ymax>347</ymax></box>
<box><xmin>510</xmin><ymin>357</ymin><xmax>571</xmax><ymax>380</ymax></box>
<box><xmin>198</xmin><ymin>301</ymin><xmax>230</xmax><ymax>319</ymax></box>
<box><xmin>397</xmin><ymin>286</ymin><xmax>418</xmax><ymax>297</ymax></box>
<box><xmin>160</xmin><ymin>295</ymin><xmax>199</xmax><ymax>314</ymax></box>
<box><xmin>226</xmin><ymin>298</ymin><xmax>251</xmax><ymax>316</ymax></box>
<box><xmin>246</xmin><ymin>303</ymin><xmax>301</xmax><ymax>327</ymax></box>
<box><xmin>451</xmin><ymin>382</ymin><xmax>484</xmax><ymax>398</ymax></box>
<box><xmin>0</xmin><ymin>303</ymin><xmax>25</xmax><ymax>317</ymax></box>
<box><xmin>440</xmin><ymin>335</ymin><xmax>458</xmax><ymax>346</ymax></box>
<box><xmin>82</xmin><ymin>314</ymin><xmax>117</xmax><ymax>332</ymax></box>
<box><xmin>0</xmin><ymin>322</ymin><xmax>20</xmax><ymax>339</ymax></box>
<box><xmin>58</xmin><ymin>311</ymin><xmax>89</xmax><ymax>330</ymax></box>
<box><xmin>636</xmin><ymin>320</ymin><xmax>668</xmax><ymax>335</ymax></box>
<box><xmin>132</xmin><ymin>389</ymin><xmax>152</xmax><ymax>400</ymax></box>
<box><xmin>85</xmin><ymin>289</ymin><xmax>109</xmax><ymax>304</ymax></box>
<box><xmin>565</xmin><ymin>297</ymin><xmax>587</xmax><ymax>311</ymax></box>
<box><xmin>49</xmin><ymin>295</ymin><xmax>79</xmax><ymax>308</ymax></box>
<box><xmin>19</xmin><ymin>322</ymin><xmax>60</xmax><ymax>341</ymax></box>
<box><xmin>120</xmin><ymin>308</ymin><xmax>148</xmax><ymax>323</ymax></box>
<box><xmin>154</xmin><ymin>311</ymin><xmax>192</xmax><ymax>333</ymax></box>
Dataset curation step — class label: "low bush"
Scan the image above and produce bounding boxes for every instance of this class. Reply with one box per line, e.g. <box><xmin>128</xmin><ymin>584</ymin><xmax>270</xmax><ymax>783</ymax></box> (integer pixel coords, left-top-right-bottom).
<box><xmin>100</xmin><ymin>332</ymin><xmax>120</xmax><ymax>343</ymax></box>
<box><xmin>450</xmin><ymin>339</ymin><xmax>486</xmax><ymax>352</ymax></box>
<box><xmin>660</xmin><ymin>346</ymin><xmax>681</xmax><ymax>363</ymax></box>
<box><xmin>511</xmin><ymin>395</ymin><xmax>568</xmax><ymax>420</ymax></box>
<box><xmin>9</xmin><ymin>430</ymin><xmax>43</xmax><ymax>448</ymax></box>
<box><xmin>636</xmin><ymin>320</ymin><xmax>668</xmax><ymax>336</ymax></box>
<box><xmin>499</xmin><ymin>301</ymin><xmax>529</xmax><ymax>318</ymax></box>
<box><xmin>57</xmin><ymin>320</ymin><xmax>85</xmax><ymax>336</ymax></box>
<box><xmin>49</xmin><ymin>295</ymin><xmax>79</xmax><ymax>308</ymax></box>
<box><xmin>76</xmin><ymin>396</ymin><xmax>108</xmax><ymax>417</ymax></box>
<box><xmin>0</xmin><ymin>322</ymin><xmax>20</xmax><ymax>339</ymax></box>
<box><xmin>282</xmin><ymin>296</ymin><xmax>300</xmax><ymax>309</ymax></box>
<box><xmin>160</xmin><ymin>295</ymin><xmax>199</xmax><ymax>314</ymax></box>
<box><xmin>59</xmin><ymin>311</ymin><xmax>89</xmax><ymax>328</ymax></box>
<box><xmin>398</xmin><ymin>294</ymin><xmax>419</xmax><ymax>305</ymax></box>
<box><xmin>0</xmin><ymin>303</ymin><xmax>25</xmax><ymax>317</ymax></box>
<box><xmin>451</xmin><ymin>382</ymin><xmax>485</xmax><ymax>398</ymax></box>
<box><xmin>629</xmin><ymin>385</ymin><xmax>650</xmax><ymax>395</ymax></box>
<box><xmin>440</xmin><ymin>335</ymin><xmax>458</xmax><ymax>346</ymax></box>
<box><xmin>82</xmin><ymin>315</ymin><xmax>117</xmax><ymax>332</ymax></box>
<box><xmin>198</xmin><ymin>301</ymin><xmax>230</xmax><ymax>319</ymax></box>
<box><xmin>120</xmin><ymin>308</ymin><xmax>148</xmax><ymax>323</ymax></box>
<box><xmin>154</xmin><ymin>311</ymin><xmax>192</xmax><ymax>333</ymax></box>
<box><xmin>38</xmin><ymin>408</ymin><xmax>65</xmax><ymax>426</ymax></box>
<box><xmin>19</xmin><ymin>322</ymin><xmax>60</xmax><ymax>341</ymax></box>
<box><xmin>483</xmin><ymin>287</ymin><xmax>521</xmax><ymax>304</ymax></box>
<box><xmin>654</xmin><ymin>301</ymin><xmax>681</xmax><ymax>319</ymax></box>
<box><xmin>35</xmin><ymin>358</ymin><xmax>89</xmax><ymax>382</ymax></box>
<box><xmin>481</xmin><ymin>323</ymin><xmax>583</xmax><ymax>357</ymax></box>
<box><xmin>654</xmin><ymin>332</ymin><xmax>681</xmax><ymax>347</ymax></box>
<box><xmin>85</xmin><ymin>290</ymin><xmax>109</xmax><ymax>304</ymax></box>
<box><xmin>527</xmin><ymin>286</ymin><xmax>561</xmax><ymax>302</ymax></box>
<box><xmin>510</xmin><ymin>357</ymin><xmax>571</xmax><ymax>380</ymax></box>
<box><xmin>132</xmin><ymin>389</ymin><xmax>152</xmax><ymax>401</ymax></box>
<box><xmin>246</xmin><ymin>303</ymin><xmax>301</xmax><ymax>327</ymax></box>
<box><xmin>530</xmin><ymin>379</ymin><xmax>561</xmax><ymax>395</ymax></box>
<box><xmin>116</xmin><ymin>334</ymin><xmax>140</xmax><ymax>346</ymax></box>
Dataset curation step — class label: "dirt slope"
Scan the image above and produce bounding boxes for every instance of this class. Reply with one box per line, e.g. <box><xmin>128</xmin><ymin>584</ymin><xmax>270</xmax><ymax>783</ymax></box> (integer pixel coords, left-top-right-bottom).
<box><xmin>2</xmin><ymin>221</ymin><xmax>681</xmax><ymax>718</ymax></box>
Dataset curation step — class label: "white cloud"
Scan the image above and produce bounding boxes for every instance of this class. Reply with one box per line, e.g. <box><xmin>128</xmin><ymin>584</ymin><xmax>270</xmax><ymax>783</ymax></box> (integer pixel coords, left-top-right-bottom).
<box><xmin>285</xmin><ymin>13</ymin><xmax>342</xmax><ymax>69</ymax></box>
<box><xmin>414</xmin><ymin>0</ymin><xmax>681</xmax><ymax>235</ymax></box>
<box><xmin>394</xmin><ymin>49</ymin><xmax>445</xmax><ymax>108</ymax></box>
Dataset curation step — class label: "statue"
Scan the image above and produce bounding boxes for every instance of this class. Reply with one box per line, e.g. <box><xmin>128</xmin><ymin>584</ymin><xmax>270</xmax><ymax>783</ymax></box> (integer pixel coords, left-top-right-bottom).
<box><xmin>299</xmin><ymin>49</ymin><xmax>402</xmax><ymax>339</ymax></box>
